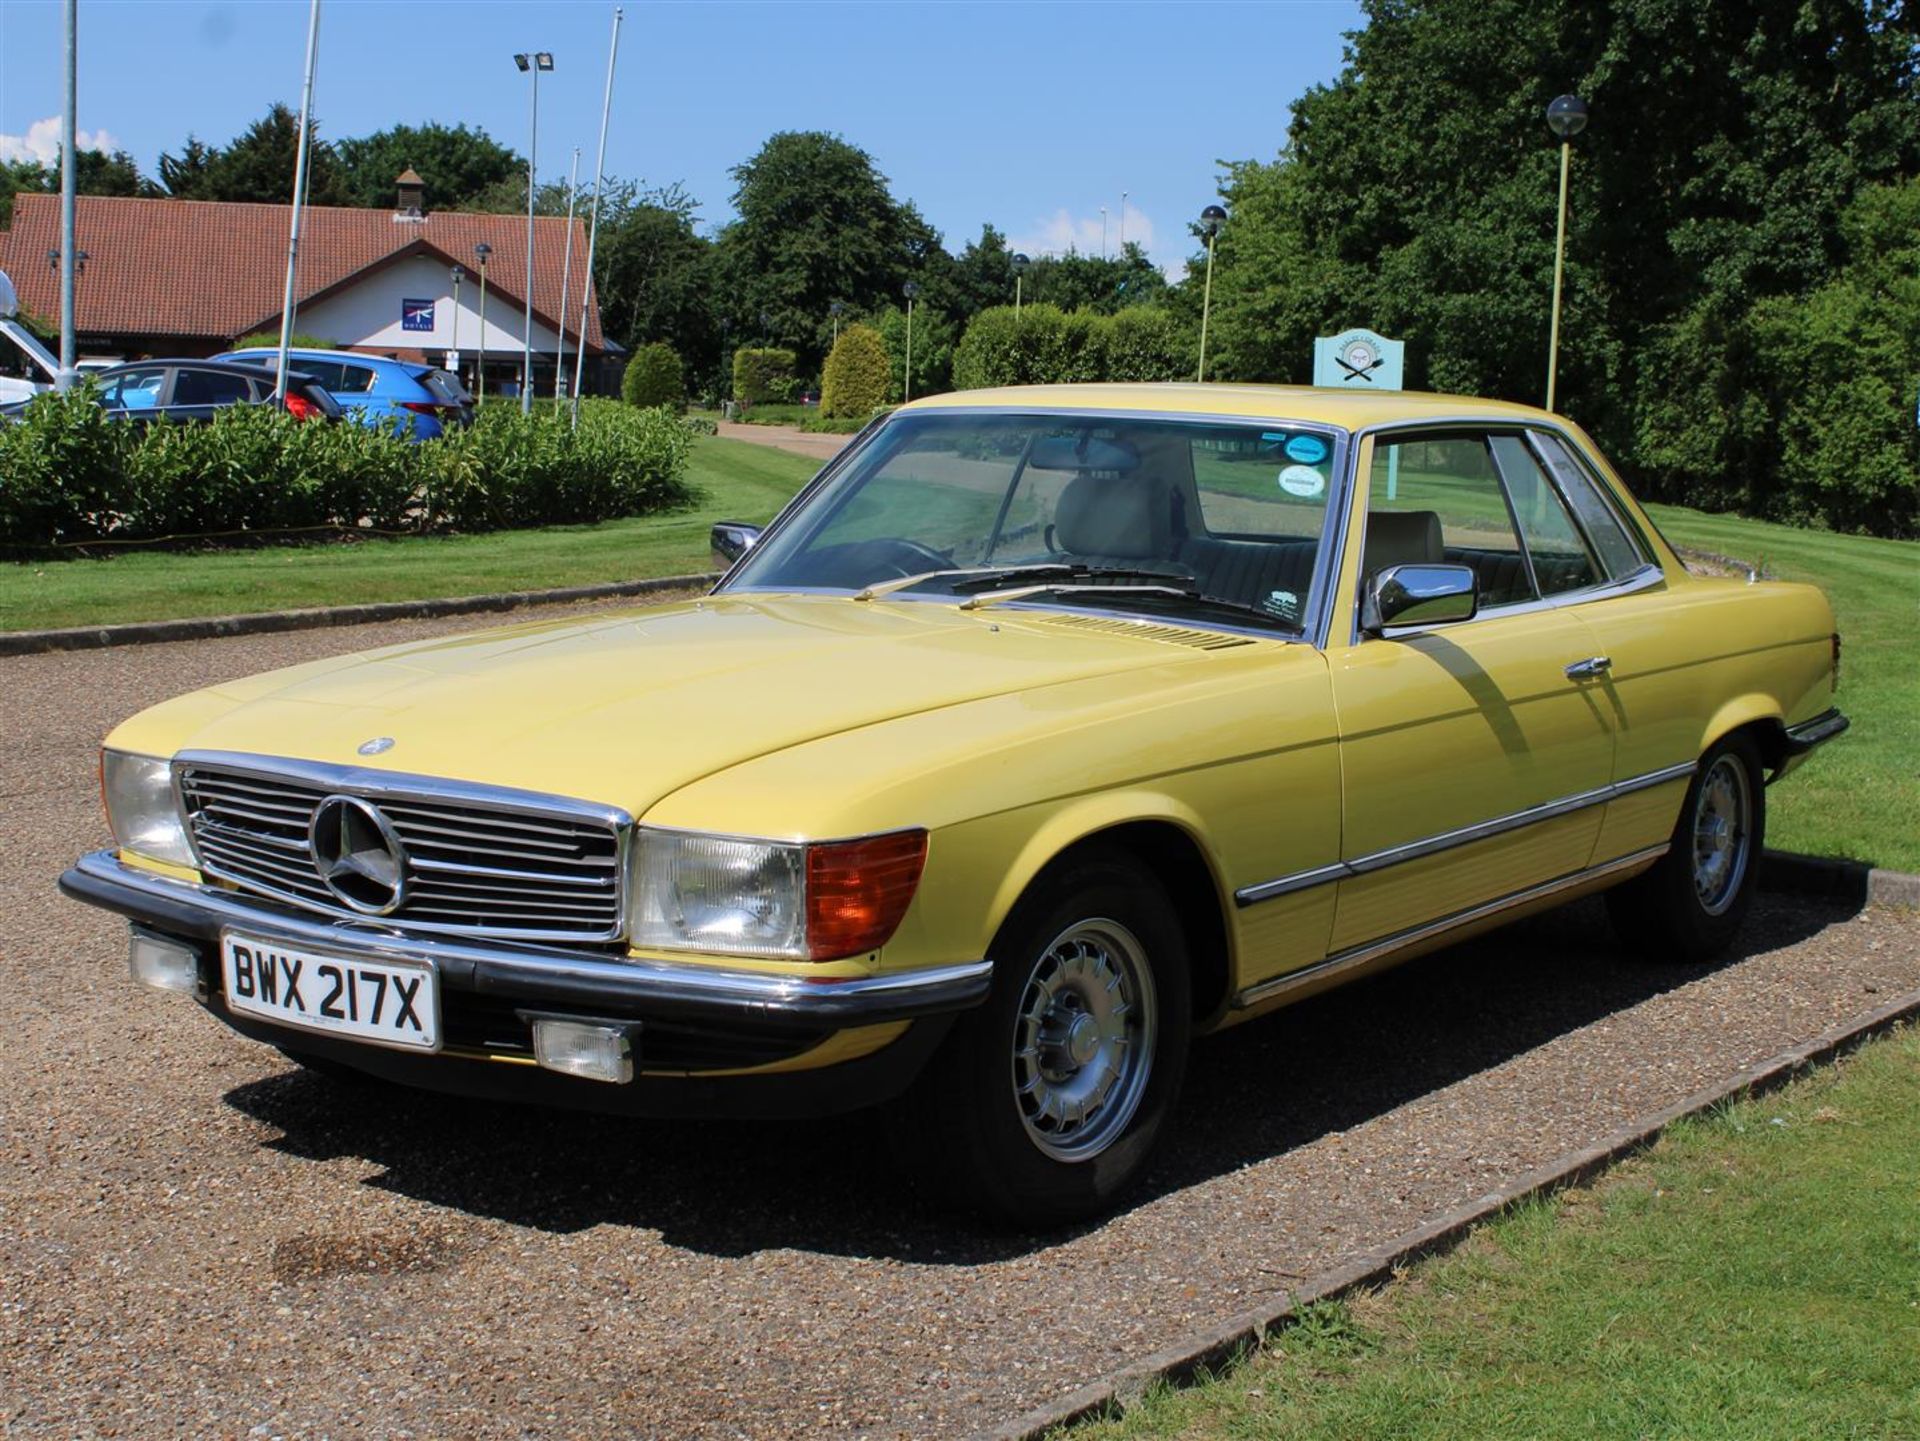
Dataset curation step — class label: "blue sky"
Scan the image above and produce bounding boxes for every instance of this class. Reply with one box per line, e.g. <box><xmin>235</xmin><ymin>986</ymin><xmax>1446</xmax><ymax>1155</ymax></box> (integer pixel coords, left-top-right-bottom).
<box><xmin>1</xmin><ymin>0</ymin><xmax>1362</xmax><ymax>273</ymax></box>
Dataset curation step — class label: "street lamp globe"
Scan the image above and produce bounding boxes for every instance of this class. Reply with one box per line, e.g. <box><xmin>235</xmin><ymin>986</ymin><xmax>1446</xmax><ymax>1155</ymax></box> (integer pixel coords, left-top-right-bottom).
<box><xmin>902</xmin><ymin>281</ymin><xmax>920</xmax><ymax>300</ymax></box>
<box><xmin>474</xmin><ymin>242</ymin><xmax>492</xmax><ymax>266</ymax></box>
<box><xmin>1011</xmin><ymin>253</ymin><xmax>1030</xmax><ymax>274</ymax></box>
<box><xmin>1199</xmin><ymin>204</ymin><xmax>1228</xmax><ymax>239</ymax></box>
<box><xmin>1546</xmin><ymin>94</ymin><xmax>1589</xmax><ymax>140</ymax></box>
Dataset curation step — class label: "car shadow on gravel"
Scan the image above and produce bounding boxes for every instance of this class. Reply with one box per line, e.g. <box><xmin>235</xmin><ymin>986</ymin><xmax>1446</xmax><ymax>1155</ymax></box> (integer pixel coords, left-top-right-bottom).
<box><xmin>221</xmin><ymin>892</ymin><xmax>1860</xmax><ymax>1263</ymax></box>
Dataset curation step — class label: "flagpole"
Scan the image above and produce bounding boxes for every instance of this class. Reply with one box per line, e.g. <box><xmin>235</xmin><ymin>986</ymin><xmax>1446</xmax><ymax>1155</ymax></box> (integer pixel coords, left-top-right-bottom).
<box><xmin>571</xmin><ymin>5</ymin><xmax>622</xmax><ymax>428</ymax></box>
<box><xmin>554</xmin><ymin>146</ymin><xmax>580</xmax><ymax>402</ymax></box>
<box><xmin>56</xmin><ymin>0</ymin><xmax>78</xmax><ymax>390</ymax></box>
<box><xmin>274</xmin><ymin>0</ymin><xmax>322</xmax><ymax>402</ymax></box>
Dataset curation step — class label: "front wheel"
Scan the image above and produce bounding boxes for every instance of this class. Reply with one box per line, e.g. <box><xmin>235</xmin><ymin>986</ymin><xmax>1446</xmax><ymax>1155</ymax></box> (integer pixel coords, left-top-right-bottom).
<box><xmin>1606</xmin><ymin>734</ymin><xmax>1766</xmax><ymax>962</ymax></box>
<box><xmin>909</xmin><ymin>847</ymin><xmax>1191</xmax><ymax>1227</ymax></box>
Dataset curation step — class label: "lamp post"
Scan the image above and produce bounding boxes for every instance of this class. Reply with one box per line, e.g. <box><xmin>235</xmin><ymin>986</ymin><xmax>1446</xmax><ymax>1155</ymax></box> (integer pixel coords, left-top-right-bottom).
<box><xmin>473</xmin><ymin>242</ymin><xmax>492</xmax><ymax>403</ymax></box>
<box><xmin>902</xmin><ymin>282</ymin><xmax>919</xmax><ymax>402</ymax></box>
<box><xmin>1012</xmin><ymin>252</ymin><xmax>1029</xmax><ymax>315</ymax></box>
<box><xmin>1120</xmin><ymin>191</ymin><xmax>1127</xmax><ymax>252</ymax></box>
<box><xmin>513</xmin><ymin>49</ymin><xmax>553</xmax><ymax>414</ymax></box>
<box><xmin>1544</xmin><ymin>93</ymin><xmax>1588</xmax><ymax>414</ymax></box>
<box><xmin>448</xmin><ymin>264</ymin><xmax>465</xmax><ymax>379</ymax></box>
<box><xmin>1100</xmin><ymin>206</ymin><xmax>1108</xmax><ymax>259</ymax></box>
<box><xmin>1196</xmin><ymin>204</ymin><xmax>1226</xmax><ymax>383</ymax></box>
<box><xmin>829</xmin><ymin>300</ymin><xmax>845</xmax><ymax>346</ymax></box>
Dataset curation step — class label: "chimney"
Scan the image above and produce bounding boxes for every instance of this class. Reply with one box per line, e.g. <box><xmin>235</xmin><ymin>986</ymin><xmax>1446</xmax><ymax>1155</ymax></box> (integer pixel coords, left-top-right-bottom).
<box><xmin>395</xmin><ymin>168</ymin><xmax>426</xmax><ymax>221</ymax></box>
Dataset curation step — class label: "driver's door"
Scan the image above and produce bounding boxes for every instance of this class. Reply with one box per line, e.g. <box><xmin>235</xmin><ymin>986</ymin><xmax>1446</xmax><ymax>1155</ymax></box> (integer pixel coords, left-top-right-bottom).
<box><xmin>1326</xmin><ymin>430</ymin><xmax>1616</xmax><ymax>953</ymax></box>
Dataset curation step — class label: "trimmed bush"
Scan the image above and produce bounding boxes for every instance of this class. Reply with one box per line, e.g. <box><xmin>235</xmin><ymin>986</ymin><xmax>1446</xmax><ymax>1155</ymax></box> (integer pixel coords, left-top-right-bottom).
<box><xmin>622</xmin><ymin>342</ymin><xmax>686</xmax><ymax>411</ymax></box>
<box><xmin>952</xmin><ymin>304</ymin><xmax>1185</xmax><ymax>389</ymax></box>
<box><xmin>875</xmin><ymin>305</ymin><xmax>956</xmax><ymax>401</ymax></box>
<box><xmin>732</xmin><ymin>347</ymin><xmax>797</xmax><ymax>407</ymax></box>
<box><xmin>233</xmin><ymin>332</ymin><xmax>339</xmax><ymax>351</ymax></box>
<box><xmin>0</xmin><ymin>395</ymin><xmax>694</xmax><ymax>551</ymax></box>
<box><xmin>820</xmin><ymin>324</ymin><xmax>891</xmax><ymax>419</ymax></box>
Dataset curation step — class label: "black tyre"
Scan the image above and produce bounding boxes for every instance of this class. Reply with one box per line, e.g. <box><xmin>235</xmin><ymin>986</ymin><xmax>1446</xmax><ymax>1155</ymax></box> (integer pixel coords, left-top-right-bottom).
<box><xmin>911</xmin><ymin>846</ymin><xmax>1191</xmax><ymax>1227</ymax></box>
<box><xmin>1606</xmin><ymin>733</ymin><xmax>1766</xmax><ymax>962</ymax></box>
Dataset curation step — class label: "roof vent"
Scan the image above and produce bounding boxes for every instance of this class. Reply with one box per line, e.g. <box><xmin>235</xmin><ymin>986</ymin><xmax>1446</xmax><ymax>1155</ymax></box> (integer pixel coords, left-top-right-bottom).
<box><xmin>394</xmin><ymin>168</ymin><xmax>426</xmax><ymax>222</ymax></box>
<box><xmin>1026</xmin><ymin>614</ymin><xmax>1256</xmax><ymax>650</ymax></box>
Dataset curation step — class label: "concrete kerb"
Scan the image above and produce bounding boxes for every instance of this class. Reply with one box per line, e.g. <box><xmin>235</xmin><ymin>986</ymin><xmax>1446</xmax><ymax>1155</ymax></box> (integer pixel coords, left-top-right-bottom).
<box><xmin>0</xmin><ymin>571</ymin><xmax>722</xmax><ymax>657</ymax></box>
<box><xmin>982</xmin><ymin>980</ymin><xmax>1920</xmax><ymax>1441</ymax></box>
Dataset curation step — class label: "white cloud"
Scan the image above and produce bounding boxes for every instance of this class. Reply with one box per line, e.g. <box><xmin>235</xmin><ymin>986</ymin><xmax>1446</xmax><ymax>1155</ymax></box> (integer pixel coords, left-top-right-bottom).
<box><xmin>1011</xmin><ymin>199</ymin><xmax>1186</xmax><ymax>278</ymax></box>
<box><xmin>0</xmin><ymin>116</ymin><xmax>121</xmax><ymax>165</ymax></box>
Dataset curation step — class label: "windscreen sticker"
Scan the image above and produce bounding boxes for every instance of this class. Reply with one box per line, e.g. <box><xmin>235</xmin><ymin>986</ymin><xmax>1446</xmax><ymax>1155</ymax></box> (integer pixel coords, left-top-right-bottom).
<box><xmin>1278</xmin><ymin>464</ymin><xmax>1326</xmax><ymax>499</ymax></box>
<box><xmin>1284</xmin><ymin>434</ymin><xmax>1329</xmax><ymax>464</ymax></box>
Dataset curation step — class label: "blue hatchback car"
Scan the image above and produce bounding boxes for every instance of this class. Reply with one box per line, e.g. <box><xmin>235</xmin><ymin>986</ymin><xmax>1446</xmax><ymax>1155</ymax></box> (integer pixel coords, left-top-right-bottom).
<box><xmin>214</xmin><ymin>348</ymin><xmax>472</xmax><ymax>440</ymax></box>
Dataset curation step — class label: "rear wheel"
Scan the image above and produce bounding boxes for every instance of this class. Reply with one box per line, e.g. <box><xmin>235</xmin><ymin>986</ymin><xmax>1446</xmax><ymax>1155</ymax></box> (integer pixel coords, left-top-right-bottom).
<box><xmin>911</xmin><ymin>847</ymin><xmax>1191</xmax><ymax>1227</ymax></box>
<box><xmin>1606</xmin><ymin>734</ymin><xmax>1765</xmax><ymax>961</ymax></box>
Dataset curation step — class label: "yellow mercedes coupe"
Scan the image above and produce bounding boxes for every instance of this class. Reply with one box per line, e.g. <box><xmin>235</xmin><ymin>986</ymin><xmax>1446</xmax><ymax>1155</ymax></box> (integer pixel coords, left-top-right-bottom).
<box><xmin>63</xmin><ymin>384</ymin><xmax>1847</xmax><ymax>1224</ymax></box>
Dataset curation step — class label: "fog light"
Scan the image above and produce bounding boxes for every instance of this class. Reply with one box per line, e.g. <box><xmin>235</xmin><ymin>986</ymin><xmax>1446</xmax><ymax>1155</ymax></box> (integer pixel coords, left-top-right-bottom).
<box><xmin>128</xmin><ymin>930</ymin><xmax>199</xmax><ymax>995</ymax></box>
<box><xmin>527</xmin><ymin>1016</ymin><xmax>635</xmax><ymax>1084</ymax></box>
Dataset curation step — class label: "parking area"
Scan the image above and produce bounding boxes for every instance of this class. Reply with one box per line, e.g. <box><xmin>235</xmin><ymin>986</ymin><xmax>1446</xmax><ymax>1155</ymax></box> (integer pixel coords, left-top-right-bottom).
<box><xmin>4</xmin><ymin>606</ymin><xmax>1916</xmax><ymax>1438</ymax></box>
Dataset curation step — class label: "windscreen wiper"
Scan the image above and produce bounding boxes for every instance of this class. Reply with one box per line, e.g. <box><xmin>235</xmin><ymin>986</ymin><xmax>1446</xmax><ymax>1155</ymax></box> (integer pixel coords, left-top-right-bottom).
<box><xmin>851</xmin><ymin>563</ymin><xmax>1076</xmax><ymax>602</ymax></box>
<box><xmin>958</xmin><ymin>580</ymin><xmax>1305</xmax><ymax>633</ymax></box>
<box><xmin>852</xmin><ymin>561</ymin><xmax>1193</xmax><ymax>602</ymax></box>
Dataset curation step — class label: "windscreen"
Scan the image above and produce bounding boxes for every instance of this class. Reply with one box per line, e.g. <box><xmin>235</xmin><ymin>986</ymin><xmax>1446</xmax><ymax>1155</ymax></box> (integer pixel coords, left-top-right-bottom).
<box><xmin>726</xmin><ymin>411</ymin><xmax>1342</xmax><ymax>633</ymax></box>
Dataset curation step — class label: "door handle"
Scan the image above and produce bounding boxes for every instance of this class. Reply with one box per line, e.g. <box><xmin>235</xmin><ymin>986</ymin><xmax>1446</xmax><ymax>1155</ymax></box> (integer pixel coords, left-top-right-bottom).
<box><xmin>1565</xmin><ymin>656</ymin><xmax>1613</xmax><ymax>680</ymax></box>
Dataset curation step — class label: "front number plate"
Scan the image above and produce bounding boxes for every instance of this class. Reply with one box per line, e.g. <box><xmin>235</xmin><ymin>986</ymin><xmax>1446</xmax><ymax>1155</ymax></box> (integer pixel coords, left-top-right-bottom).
<box><xmin>221</xmin><ymin>932</ymin><xmax>440</xmax><ymax>1052</ymax></box>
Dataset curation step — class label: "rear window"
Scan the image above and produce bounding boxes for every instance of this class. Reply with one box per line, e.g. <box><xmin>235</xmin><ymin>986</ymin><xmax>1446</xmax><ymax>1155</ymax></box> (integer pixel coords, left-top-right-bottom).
<box><xmin>173</xmin><ymin>368</ymin><xmax>255</xmax><ymax>406</ymax></box>
<box><xmin>418</xmin><ymin>369</ymin><xmax>470</xmax><ymax>405</ymax></box>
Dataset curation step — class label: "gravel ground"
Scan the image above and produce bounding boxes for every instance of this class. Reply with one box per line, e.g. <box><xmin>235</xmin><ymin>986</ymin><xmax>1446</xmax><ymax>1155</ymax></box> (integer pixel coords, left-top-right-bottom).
<box><xmin>3</xmin><ymin>605</ymin><xmax>1916</xmax><ymax>1439</ymax></box>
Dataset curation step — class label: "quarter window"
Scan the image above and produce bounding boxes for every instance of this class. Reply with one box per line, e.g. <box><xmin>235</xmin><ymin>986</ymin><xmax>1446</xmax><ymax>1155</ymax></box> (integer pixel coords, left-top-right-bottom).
<box><xmin>1489</xmin><ymin>435</ymin><xmax>1600</xmax><ymax>597</ymax></box>
<box><xmin>1531</xmin><ymin>433</ymin><xmax>1650</xmax><ymax>580</ymax></box>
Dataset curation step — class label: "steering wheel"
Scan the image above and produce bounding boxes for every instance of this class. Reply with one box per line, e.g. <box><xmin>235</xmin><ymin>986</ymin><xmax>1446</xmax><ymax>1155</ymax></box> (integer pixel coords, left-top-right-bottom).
<box><xmin>870</xmin><ymin>538</ymin><xmax>955</xmax><ymax>578</ymax></box>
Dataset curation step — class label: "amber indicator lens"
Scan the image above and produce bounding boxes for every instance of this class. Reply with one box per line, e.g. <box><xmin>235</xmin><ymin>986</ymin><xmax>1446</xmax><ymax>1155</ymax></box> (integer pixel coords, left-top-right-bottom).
<box><xmin>805</xmin><ymin>830</ymin><xmax>928</xmax><ymax>960</ymax></box>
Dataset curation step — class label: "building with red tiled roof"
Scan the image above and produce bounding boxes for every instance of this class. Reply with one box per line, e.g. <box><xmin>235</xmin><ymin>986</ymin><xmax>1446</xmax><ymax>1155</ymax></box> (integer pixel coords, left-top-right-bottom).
<box><xmin>0</xmin><ymin>182</ymin><xmax>613</xmax><ymax>395</ymax></box>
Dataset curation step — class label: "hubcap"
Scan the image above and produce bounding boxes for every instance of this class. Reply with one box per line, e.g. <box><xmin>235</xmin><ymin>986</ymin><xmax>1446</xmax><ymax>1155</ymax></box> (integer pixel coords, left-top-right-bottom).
<box><xmin>1691</xmin><ymin>755</ymin><xmax>1752</xmax><ymax>917</ymax></box>
<box><xmin>1011</xmin><ymin>918</ymin><xmax>1158</xmax><ymax>1162</ymax></box>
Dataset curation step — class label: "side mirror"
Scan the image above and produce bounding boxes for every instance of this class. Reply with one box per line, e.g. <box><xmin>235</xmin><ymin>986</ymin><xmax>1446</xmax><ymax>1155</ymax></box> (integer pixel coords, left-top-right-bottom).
<box><xmin>709</xmin><ymin>521</ymin><xmax>762</xmax><ymax>570</ymax></box>
<box><xmin>1362</xmin><ymin>563</ymin><xmax>1478</xmax><ymax>634</ymax></box>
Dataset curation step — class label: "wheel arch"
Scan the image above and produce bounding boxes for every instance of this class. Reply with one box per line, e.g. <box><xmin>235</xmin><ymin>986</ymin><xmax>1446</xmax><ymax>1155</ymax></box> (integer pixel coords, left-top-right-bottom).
<box><xmin>985</xmin><ymin>800</ymin><xmax>1235</xmax><ymax>1032</ymax></box>
<box><xmin>1699</xmin><ymin>697</ymin><xmax>1793</xmax><ymax>772</ymax></box>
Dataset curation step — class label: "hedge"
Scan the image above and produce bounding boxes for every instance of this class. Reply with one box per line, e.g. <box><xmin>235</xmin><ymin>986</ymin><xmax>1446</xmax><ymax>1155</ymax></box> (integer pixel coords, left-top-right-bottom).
<box><xmin>0</xmin><ymin>390</ymin><xmax>695</xmax><ymax>550</ymax></box>
<box><xmin>820</xmin><ymin>324</ymin><xmax>890</xmax><ymax>419</ymax></box>
<box><xmin>622</xmin><ymin>342</ymin><xmax>686</xmax><ymax>411</ymax></box>
<box><xmin>731</xmin><ymin>347</ymin><xmax>797</xmax><ymax>406</ymax></box>
<box><xmin>952</xmin><ymin>304</ymin><xmax>1185</xmax><ymax>390</ymax></box>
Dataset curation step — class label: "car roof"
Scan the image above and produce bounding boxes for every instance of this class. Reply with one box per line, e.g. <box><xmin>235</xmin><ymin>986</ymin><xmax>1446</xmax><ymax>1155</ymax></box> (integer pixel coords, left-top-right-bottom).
<box><xmin>223</xmin><ymin>347</ymin><xmax>397</xmax><ymax>366</ymax></box>
<box><xmin>899</xmin><ymin>382</ymin><xmax>1553</xmax><ymax>431</ymax></box>
<box><xmin>98</xmin><ymin>358</ymin><xmax>317</xmax><ymax>383</ymax></box>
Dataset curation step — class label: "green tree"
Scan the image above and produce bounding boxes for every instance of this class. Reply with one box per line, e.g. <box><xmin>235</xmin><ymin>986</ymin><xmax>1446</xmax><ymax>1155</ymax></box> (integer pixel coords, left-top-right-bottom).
<box><xmin>875</xmin><ymin>304</ymin><xmax>955</xmax><ymax>400</ymax></box>
<box><xmin>334</xmin><ymin>122</ymin><xmax>522</xmax><ymax>209</ymax></box>
<box><xmin>158</xmin><ymin>103</ymin><xmax>351</xmax><ymax>205</ymax></box>
<box><xmin>1189</xmin><ymin>0</ymin><xmax>1920</xmax><ymax>530</ymax></box>
<box><xmin>1</xmin><ymin>146</ymin><xmax>155</xmax><ymax>224</ymax></box>
<box><xmin>716</xmin><ymin>131</ymin><xmax>941</xmax><ymax>367</ymax></box>
<box><xmin>820</xmin><ymin>324</ymin><xmax>890</xmax><ymax>419</ymax></box>
<box><xmin>1021</xmin><ymin>244</ymin><xmax>1167</xmax><ymax>315</ymax></box>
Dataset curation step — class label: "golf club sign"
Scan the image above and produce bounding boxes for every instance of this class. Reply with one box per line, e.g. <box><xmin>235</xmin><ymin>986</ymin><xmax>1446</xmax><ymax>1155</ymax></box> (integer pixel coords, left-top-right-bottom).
<box><xmin>1312</xmin><ymin>328</ymin><xmax>1405</xmax><ymax>390</ymax></box>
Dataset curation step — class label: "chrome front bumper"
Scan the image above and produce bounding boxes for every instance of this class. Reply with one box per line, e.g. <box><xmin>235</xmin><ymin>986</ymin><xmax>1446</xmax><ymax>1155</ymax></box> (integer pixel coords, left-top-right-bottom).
<box><xmin>59</xmin><ymin>849</ymin><xmax>993</xmax><ymax>1028</ymax></box>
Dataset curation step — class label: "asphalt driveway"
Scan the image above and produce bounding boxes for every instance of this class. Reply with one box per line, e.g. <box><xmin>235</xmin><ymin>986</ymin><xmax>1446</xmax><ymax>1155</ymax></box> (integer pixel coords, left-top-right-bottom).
<box><xmin>4</xmin><ymin>603</ymin><xmax>1916</xmax><ymax>1437</ymax></box>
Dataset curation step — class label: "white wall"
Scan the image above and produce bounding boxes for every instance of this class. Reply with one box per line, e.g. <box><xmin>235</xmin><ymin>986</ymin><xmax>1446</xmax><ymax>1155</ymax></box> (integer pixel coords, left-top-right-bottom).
<box><xmin>297</xmin><ymin>253</ymin><xmax>565</xmax><ymax>358</ymax></box>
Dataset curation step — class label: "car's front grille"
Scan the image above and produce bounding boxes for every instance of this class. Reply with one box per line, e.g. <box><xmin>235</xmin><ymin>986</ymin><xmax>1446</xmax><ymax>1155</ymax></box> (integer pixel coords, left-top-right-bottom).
<box><xmin>177</xmin><ymin>760</ymin><xmax>627</xmax><ymax>943</ymax></box>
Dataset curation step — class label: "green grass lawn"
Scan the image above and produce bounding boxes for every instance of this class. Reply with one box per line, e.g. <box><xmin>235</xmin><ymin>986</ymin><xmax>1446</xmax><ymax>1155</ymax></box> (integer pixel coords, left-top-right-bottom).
<box><xmin>1073</xmin><ymin>1026</ymin><xmax>1920</xmax><ymax>1441</ymax></box>
<box><xmin>1645</xmin><ymin>502</ymin><xmax>1919</xmax><ymax>872</ymax></box>
<box><xmin>0</xmin><ymin>436</ymin><xmax>820</xmax><ymax>632</ymax></box>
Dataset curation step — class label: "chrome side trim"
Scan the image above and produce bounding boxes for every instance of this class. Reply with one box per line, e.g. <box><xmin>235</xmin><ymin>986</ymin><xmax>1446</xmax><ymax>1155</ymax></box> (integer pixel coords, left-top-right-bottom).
<box><xmin>1611</xmin><ymin>760</ymin><xmax>1700</xmax><ymax>796</ymax></box>
<box><xmin>1233</xmin><ymin>760</ymin><xmax>1696</xmax><ymax>907</ymax></box>
<box><xmin>61</xmin><ymin>850</ymin><xmax>993</xmax><ymax>1027</ymax></box>
<box><xmin>1230</xmin><ymin>843</ymin><xmax>1669</xmax><ymax>1010</ymax></box>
